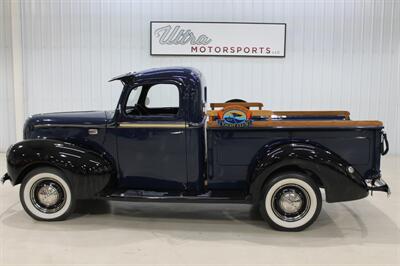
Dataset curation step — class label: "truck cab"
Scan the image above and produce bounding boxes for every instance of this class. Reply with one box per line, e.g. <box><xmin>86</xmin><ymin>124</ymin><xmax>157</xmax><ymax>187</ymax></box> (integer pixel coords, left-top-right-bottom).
<box><xmin>3</xmin><ymin>67</ymin><xmax>390</xmax><ymax>231</ymax></box>
<box><xmin>109</xmin><ymin>67</ymin><xmax>207</xmax><ymax>193</ymax></box>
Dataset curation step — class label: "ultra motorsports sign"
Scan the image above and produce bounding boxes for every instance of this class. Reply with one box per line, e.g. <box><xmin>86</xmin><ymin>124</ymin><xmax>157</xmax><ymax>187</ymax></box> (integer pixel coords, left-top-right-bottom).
<box><xmin>150</xmin><ymin>22</ymin><xmax>286</xmax><ymax>57</ymax></box>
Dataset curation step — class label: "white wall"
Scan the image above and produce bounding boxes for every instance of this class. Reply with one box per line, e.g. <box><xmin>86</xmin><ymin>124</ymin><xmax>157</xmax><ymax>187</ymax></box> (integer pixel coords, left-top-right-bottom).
<box><xmin>0</xmin><ymin>0</ymin><xmax>16</xmax><ymax>151</ymax></box>
<box><xmin>2</xmin><ymin>0</ymin><xmax>400</xmax><ymax>153</ymax></box>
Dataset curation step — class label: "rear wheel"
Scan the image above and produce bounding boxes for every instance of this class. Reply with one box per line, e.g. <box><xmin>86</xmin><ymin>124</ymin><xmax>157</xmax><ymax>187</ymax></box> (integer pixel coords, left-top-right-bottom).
<box><xmin>20</xmin><ymin>167</ymin><xmax>75</xmax><ymax>221</ymax></box>
<box><xmin>259</xmin><ymin>172</ymin><xmax>322</xmax><ymax>231</ymax></box>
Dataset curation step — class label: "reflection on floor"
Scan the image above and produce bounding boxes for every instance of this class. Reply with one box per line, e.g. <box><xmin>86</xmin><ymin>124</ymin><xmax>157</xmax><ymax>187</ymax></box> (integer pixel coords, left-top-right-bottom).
<box><xmin>0</xmin><ymin>154</ymin><xmax>399</xmax><ymax>265</ymax></box>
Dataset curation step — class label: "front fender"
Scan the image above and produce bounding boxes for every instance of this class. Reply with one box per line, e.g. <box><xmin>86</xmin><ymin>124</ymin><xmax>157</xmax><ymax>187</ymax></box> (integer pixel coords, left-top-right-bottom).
<box><xmin>248</xmin><ymin>140</ymin><xmax>369</xmax><ymax>203</ymax></box>
<box><xmin>6</xmin><ymin>139</ymin><xmax>115</xmax><ymax>198</ymax></box>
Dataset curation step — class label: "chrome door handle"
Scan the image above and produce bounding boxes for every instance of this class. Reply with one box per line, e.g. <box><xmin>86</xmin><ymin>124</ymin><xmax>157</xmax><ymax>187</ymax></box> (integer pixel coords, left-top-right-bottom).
<box><xmin>170</xmin><ymin>131</ymin><xmax>183</xmax><ymax>135</ymax></box>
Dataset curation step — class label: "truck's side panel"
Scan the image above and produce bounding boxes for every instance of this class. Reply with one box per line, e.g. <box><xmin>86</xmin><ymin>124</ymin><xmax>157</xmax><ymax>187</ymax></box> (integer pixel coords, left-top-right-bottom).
<box><xmin>207</xmin><ymin>130</ymin><xmax>290</xmax><ymax>190</ymax></box>
<box><xmin>207</xmin><ymin>128</ymin><xmax>382</xmax><ymax>192</ymax></box>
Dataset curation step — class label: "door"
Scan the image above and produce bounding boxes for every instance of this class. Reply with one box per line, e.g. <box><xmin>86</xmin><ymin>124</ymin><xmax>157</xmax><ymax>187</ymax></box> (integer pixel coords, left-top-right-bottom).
<box><xmin>115</xmin><ymin>82</ymin><xmax>187</xmax><ymax>191</ymax></box>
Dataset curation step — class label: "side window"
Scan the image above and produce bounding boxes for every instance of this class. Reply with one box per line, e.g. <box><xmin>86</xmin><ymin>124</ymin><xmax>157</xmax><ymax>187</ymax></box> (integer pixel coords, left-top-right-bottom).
<box><xmin>124</xmin><ymin>83</ymin><xmax>180</xmax><ymax>117</ymax></box>
<box><xmin>126</xmin><ymin>86</ymin><xmax>142</xmax><ymax>107</ymax></box>
<box><xmin>146</xmin><ymin>84</ymin><xmax>179</xmax><ymax>109</ymax></box>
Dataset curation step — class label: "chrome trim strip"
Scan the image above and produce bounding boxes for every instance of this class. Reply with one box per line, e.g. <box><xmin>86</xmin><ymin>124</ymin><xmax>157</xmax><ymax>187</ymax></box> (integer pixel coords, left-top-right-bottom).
<box><xmin>118</xmin><ymin>122</ymin><xmax>187</xmax><ymax>128</ymax></box>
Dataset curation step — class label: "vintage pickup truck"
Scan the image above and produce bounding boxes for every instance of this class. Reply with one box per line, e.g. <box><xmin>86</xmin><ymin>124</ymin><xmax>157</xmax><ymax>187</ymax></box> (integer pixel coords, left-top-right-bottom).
<box><xmin>2</xmin><ymin>67</ymin><xmax>390</xmax><ymax>231</ymax></box>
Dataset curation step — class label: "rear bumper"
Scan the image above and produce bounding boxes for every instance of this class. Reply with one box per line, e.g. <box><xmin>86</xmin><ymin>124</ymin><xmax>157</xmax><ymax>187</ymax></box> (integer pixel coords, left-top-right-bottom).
<box><xmin>365</xmin><ymin>178</ymin><xmax>390</xmax><ymax>196</ymax></box>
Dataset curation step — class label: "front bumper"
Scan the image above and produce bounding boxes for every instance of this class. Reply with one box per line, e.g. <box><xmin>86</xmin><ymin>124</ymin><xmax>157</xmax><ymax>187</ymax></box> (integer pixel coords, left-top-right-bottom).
<box><xmin>1</xmin><ymin>173</ymin><xmax>10</xmax><ymax>184</ymax></box>
<box><xmin>365</xmin><ymin>178</ymin><xmax>391</xmax><ymax>196</ymax></box>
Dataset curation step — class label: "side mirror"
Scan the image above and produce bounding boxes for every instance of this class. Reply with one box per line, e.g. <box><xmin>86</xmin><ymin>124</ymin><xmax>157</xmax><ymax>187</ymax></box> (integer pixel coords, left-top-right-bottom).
<box><xmin>145</xmin><ymin>97</ymin><xmax>150</xmax><ymax>106</ymax></box>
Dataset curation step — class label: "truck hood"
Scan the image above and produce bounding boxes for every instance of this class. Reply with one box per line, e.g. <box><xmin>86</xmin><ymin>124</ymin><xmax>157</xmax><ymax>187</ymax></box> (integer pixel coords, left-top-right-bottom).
<box><xmin>23</xmin><ymin>110</ymin><xmax>115</xmax><ymax>148</ymax></box>
<box><xmin>28</xmin><ymin>111</ymin><xmax>109</xmax><ymax>127</ymax></box>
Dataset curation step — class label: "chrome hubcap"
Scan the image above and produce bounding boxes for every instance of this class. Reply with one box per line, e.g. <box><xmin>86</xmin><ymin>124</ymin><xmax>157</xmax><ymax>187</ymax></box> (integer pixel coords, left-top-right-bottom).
<box><xmin>271</xmin><ymin>184</ymin><xmax>311</xmax><ymax>222</ymax></box>
<box><xmin>37</xmin><ymin>184</ymin><xmax>60</xmax><ymax>207</ymax></box>
<box><xmin>30</xmin><ymin>178</ymin><xmax>66</xmax><ymax>213</ymax></box>
<box><xmin>278</xmin><ymin>189</ymin><xmax>303</xmax><ymax>214</ymax></box>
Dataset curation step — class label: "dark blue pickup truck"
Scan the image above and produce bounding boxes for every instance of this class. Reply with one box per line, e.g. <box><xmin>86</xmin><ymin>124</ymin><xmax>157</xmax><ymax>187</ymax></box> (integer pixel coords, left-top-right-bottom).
<box><xmin>2</xmin><ymin>67</ymin><xmax>390</xmax><ymax>231</ymax></box>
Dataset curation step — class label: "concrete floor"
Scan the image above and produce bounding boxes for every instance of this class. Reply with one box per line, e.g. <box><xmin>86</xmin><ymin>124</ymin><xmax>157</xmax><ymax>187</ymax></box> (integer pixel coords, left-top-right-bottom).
<box><xmin>0</xmin><ymin>153</ymin><xmax>399</xmax><ymax>265</ymax></box>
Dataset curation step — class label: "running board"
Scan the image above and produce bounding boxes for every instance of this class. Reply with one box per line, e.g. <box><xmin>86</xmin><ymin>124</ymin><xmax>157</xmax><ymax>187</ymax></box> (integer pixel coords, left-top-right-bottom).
<box><xmin>99</xmin><ymin>190</ymin><xmax>251</xmax><ymax>204</ymax></box>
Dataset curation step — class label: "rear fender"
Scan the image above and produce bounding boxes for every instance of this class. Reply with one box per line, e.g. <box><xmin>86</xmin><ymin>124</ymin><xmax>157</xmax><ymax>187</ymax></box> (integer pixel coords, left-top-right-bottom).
<box><xmin>248</xmin><ymin>140</ymin><xmax>369</xmax><ymax>203</ymax></box>
<box><xmin>6</xmin><ymin>139</ymin><xmax>115</xmax><ymax>198</ymax></box>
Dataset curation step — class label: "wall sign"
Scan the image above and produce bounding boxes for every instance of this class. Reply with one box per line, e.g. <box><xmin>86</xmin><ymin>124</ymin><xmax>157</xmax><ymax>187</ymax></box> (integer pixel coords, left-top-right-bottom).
<box><xmin>150</xmin><ymin>22</ymin><xmax>286</xmax><ymax>57</ymax></box>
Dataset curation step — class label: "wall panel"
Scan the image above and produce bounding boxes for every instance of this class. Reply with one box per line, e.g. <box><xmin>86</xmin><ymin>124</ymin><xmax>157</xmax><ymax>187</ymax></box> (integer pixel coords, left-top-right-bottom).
<box><xmin>0</xmin><ymin>0</ymin><xmax>16</xmax><ymax>151</ymax></box>
<box><xmin>8</xmin><ymin>0</ymin><xmax>400</xmax><ymax>154</ymax></box>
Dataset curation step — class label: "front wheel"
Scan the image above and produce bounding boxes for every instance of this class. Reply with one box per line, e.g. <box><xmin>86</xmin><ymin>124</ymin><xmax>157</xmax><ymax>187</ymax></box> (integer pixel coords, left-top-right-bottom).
<box><xmin>20</xmin><ymin>167</ymin><xmax>75</xmax><ymax>221</ymax></box>
<box><xmin>259</xmin><ymin>172</ymin><xmax>322</xmax><ymax>231</ymax></box>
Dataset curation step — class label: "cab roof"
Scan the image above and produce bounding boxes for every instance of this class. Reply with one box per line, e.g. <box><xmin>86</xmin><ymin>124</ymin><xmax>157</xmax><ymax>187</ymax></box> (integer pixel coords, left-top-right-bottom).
<box><xmin>109</xmin><ymin>67</ymin><xmax>202</xmax><ymax>84</ymax></box>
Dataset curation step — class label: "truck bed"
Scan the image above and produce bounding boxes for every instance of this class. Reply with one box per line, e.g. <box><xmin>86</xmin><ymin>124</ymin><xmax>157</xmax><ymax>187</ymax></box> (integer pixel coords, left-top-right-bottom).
<box><xmin>206</xmin><ymin>102</ymin><xmax>383</xmax><ymax>191</ymax></box>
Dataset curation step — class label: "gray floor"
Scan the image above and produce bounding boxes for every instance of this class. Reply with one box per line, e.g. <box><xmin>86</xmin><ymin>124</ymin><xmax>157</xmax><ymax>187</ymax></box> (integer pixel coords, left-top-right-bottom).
<box><xmin>0</xmin><ymin>153</ymin><xmax>399</xmax><ymax>265</ymax></box>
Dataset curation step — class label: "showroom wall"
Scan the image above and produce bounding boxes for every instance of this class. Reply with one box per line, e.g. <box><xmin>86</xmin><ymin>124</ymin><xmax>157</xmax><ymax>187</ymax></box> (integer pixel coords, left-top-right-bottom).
<box><xmin>0</xmin><ymin>1</ymin><xmax>16</xmax><ymax>151</ymax></box>
<box><xmin>2</xmin><ymin>0</ymin><xmax>399</xmax><ymax>153</ymax></box>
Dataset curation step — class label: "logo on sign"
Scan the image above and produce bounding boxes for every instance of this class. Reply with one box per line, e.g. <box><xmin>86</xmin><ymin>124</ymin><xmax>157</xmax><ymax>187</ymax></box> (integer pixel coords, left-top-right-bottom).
<box><xmin>154</xmin><ymin>25</ymin><xmax>212</xmax><ymax>45</ymax></box>
<box><xmin>217</xmin><ymin>106</ymin><xmax>252</xmax><ymax>128</ymax></box>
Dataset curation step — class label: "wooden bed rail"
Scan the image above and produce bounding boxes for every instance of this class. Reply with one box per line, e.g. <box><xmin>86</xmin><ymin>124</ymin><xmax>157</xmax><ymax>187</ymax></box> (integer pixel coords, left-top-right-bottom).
<box><xmin>207</xmin><ymin>120</ymin><xmax>383</xmax><ymax>128</ymax></box>
<box><xmin>210</xmin><ymin>102</ymin><xmax>263</xmax><ymax>110</ymax></box>
<box><xmin>207</xmin><ymin>110</ymin><xmax>351</xmax><ymax>122</ymax></box>
<box><xmin>273</xmin><ymin>111</ymin><xmax>350</xmax><ymax>120</ymax></box>
<box><xmin>207</xmin><ymin>102</ymin><xmax>359</xmax><ymax>126</ymax></box>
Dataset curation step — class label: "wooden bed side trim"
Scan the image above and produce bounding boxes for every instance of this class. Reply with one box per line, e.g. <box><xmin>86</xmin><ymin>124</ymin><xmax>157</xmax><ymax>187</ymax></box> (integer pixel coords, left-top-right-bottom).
<box><xmin>210</xmin><ymin>102</ymin><xmax>264</xmax><ymax>110</ymax></box>
<box><xmin>208</xmin><ymin>110</ymin><xmax>350</xmax><ymax>118</ymax></box>
<box><xmin>207</xmin><ymin>120</ymin><xmax>383</xmax><ymax>128</ymax></box>
<box><xmin>273</xmin><ymin>110</ymin><xmax>350</xmax><ymax>119</ymax></box>
<box><xmin>207</xmin><ymin>110</ymin><xmax>349</xmax><ymax>122</ymax></box>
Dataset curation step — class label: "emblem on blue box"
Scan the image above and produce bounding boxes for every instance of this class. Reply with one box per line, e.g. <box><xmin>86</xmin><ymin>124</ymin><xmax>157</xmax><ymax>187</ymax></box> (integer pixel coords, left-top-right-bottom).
<box><xmin>218</xmin><ymin>105</ymin><xmax>252</xmax><ymax>128</ymax></box>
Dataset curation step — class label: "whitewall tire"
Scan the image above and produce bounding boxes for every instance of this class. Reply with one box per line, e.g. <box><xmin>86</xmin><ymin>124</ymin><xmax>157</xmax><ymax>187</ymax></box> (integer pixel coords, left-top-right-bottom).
<box><xmin>20</xmin><ymin>167</ymin><xmax>75</xmax><ymax>221</ymax></box>
<box><xmin>259</xmin><ymin>172</ymin><xmax>322</xmax><ymax>231</ymax></box>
